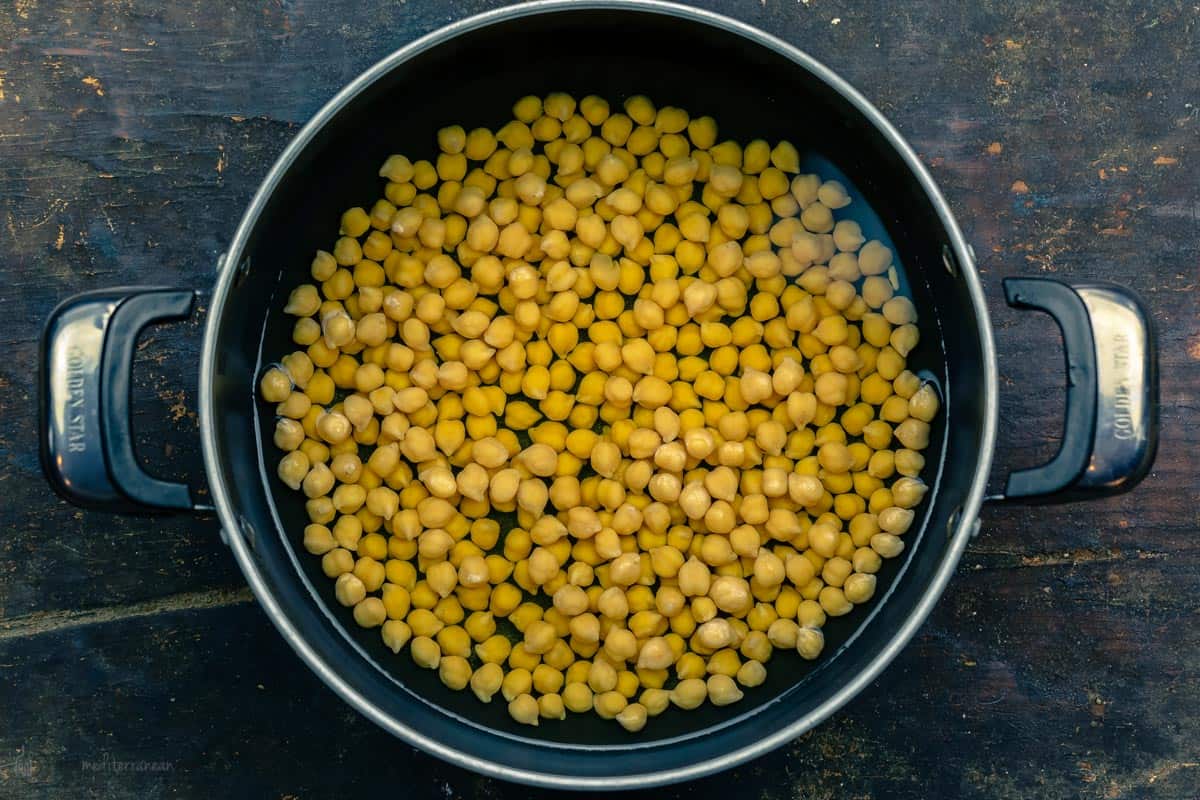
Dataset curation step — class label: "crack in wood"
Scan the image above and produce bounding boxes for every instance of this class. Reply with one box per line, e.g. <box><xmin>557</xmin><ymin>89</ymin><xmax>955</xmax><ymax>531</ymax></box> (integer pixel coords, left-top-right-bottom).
<box><xmin>966</xmin><ymin>547</ymin><xmax>1174</xmax><ymax>570</ymax></box>
<box><xmin>0</xmin><ymin>587</ymin><xmax>254</xmax><ymax>643</ymax></box>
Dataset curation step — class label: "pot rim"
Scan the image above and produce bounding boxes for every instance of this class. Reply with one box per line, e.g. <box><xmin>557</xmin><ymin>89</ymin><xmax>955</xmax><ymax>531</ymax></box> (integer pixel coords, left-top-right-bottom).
<box><xmin>199</xmin><ymin>0</ymin><xmax>999</xmax><ymax>788</ymax></box>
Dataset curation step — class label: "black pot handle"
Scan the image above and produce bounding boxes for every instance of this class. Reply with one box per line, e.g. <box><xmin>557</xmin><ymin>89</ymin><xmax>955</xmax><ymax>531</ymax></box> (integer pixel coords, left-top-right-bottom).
<box><xmin>39</xmin><ymin>287</ymin><xmax>210</xmax><ymax>513</ymax></box>
<box><xmin>998</xmin><ymin>277</ymin><xmax>1158</xmax><ymax>502</ymax></box>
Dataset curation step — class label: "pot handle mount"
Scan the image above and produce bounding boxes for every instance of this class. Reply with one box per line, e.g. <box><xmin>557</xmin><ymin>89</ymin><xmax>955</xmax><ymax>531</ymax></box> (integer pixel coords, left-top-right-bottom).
<box><xmin>996</xmin><ymin>277</ymin><xmax>1158</xmax><ymax>502</ymax></box>
<box><xmin>39</xmin><ymin>286</ymin><xmax>210</xmax><ymax>513</ymax></box>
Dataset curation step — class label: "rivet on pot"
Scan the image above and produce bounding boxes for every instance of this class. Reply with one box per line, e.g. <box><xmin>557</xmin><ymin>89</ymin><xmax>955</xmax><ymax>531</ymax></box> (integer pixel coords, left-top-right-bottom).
<box><xmin>941</xmin><ymin>244</ymin><xmax>958</xmax><ymax>277</ymax></box>
<box><xmin>233</xmin><ymin>255</ymin><xmax>252</xmax><ymax>288</ymax></box>
<box><xmin>237</xmin><ymin>514</ymin><xmax>257</xmax><ymax>551</ymax></box>
<box><xmin>946</xmin><ymin>504</ymin><xmax>962</xmax><ymax>538</ymax></box>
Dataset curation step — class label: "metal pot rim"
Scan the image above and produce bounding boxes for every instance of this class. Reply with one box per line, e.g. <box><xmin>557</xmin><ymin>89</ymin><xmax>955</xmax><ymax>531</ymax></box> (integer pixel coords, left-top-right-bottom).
<box><xmin>199</xmin><ymin>0</ymin><xmax>999</xmax><ymax>788</ymax></box>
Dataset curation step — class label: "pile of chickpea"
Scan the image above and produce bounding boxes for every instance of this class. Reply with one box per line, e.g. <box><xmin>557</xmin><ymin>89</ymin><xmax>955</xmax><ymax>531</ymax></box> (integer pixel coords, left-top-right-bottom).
<box><xmin>258</xmin><ymin>93</ymin><xmax>939</xmax><ymax>733</ymax></box>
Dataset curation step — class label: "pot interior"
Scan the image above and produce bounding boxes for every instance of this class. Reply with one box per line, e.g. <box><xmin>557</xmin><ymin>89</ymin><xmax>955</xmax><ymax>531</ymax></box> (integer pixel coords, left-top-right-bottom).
<box><xmin>206</xmin><ymin>3</ymin><xmax>989</xmax><ymax>781</ymax></box>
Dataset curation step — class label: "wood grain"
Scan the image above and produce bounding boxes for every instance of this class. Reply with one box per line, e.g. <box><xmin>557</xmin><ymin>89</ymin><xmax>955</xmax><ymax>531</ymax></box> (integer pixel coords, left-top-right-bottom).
<box><xmin>0</xmin><ymin>0</ymin><xmax>1196</xmax><ymax>798</ymax></box>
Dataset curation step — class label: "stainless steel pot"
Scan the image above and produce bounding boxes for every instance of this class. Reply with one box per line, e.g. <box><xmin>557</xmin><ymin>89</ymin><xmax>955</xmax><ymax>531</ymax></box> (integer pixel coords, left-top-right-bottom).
<box><xmin>39</xmin><ymin>0</ymin><xmax>1157</xmax><ymax>788</ymax></box>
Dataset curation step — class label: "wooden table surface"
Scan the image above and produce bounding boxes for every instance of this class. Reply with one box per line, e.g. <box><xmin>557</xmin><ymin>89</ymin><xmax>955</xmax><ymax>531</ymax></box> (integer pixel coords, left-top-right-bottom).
<box><xmin>1</xmin><ymin>1</ymin><xmax>1197</xmax><ymax>797</ymax></box>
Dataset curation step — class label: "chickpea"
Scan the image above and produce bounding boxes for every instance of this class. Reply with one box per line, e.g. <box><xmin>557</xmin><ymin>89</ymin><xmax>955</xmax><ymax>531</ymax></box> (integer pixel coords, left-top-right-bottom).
<box><xmin>706</xmin><ymin>674</ymin><xmax>744</xmax><ymax>706</ymax></box>
<box><xmin>633</xmin><ymin>636</ymin><xmax>673</xmax><ymax>671</ymax></box>
<box><xmin>670</xmin><ymin>678</ymin><xmax>707</xmax><ymax>710</ymax></box>
<box><xmin>895</xmin><ymin>418</ymin><xmax>931</xmax><ymax>450</ymax></box>
<box><xmin>334</xmin><ymin>572</ymin><xmax>366</xmax><ymax>607</ymax></box>
<box><xmin>594</xmin><ymin>689</ymin><xmax>629</xmax><ymax>720</ymax></box>
<box><xmin>908</xmin><ymin>383</ymin><xmax>940</xmax><ymax>422</ymax></box>
<box><xmin>554</xmin><ymin>584</ymin><xmax>590</xmax><ymax>617</ymax></box>
<box><xmin>609</xmin><ymin>552</ymin><xmax>643</xmax><ymax>587</ymax></box>
<box><xmin>796</xmin><ymin>626</ymin><xmax>825</xmax><ymax>660</ymax></box>
<box><xmin>753</xmin><ymin>551</ymin><xmax>786</xmax><ymax>587</ymax></box>
<box><xmin>381</xmin><ymin>620</ymin><xmax>412</xmax><ymax>654</ymax></box>
<box><xmin>538</xmin><ymin>693</ymin><xmax>567</xmax><ymax>721</ymax></box>
<box><xmin>858</xmin><ymin>240</ymin><xmax>893</xmax><ymax>275</ymax></box>
<box><xmin>614</xmin><ymin>702</ymin><xmax>648</xmax><ymax>732</ymax></box>
<box><xmin>301</xmin><ymin>462</ymin><xmax>335</xmax><ymax>499</ymax></box>
<box><xmin>678</xmin><ymin>557</ymin><xmax>712</xmax><ymax>597</ymax></box>
<box><xmin>302</xmin><ymin>523</ymin><xmax>336</xmax><ymax>555</ymax></box>
<box><xmin>878</xmin><ymin>506</ymin><xmax>916</xmax><ymax>535</ymax></box>
<box><xmin>704</xmin><ymin>467</ymin><xmax>738</xmax><ymax>502</ymax></box>
<box><xmin>276</xmin><ymin>450</ymin><xmax>310</xmax><ymax>491</ymax></box>
<box><xmin>709</xmin><ymin>576</ymin><xmax>752</xmax><ymax>616</ymax></box>
<box><xmin>597</xmin><ymin>586</ymin><xmax>630</xmax><ymax>620</ymax></box>
<box><xmin>508</xmin><ymin>693</ymin><xmax>540</xmax><ymax>727</ymax></box>
<box><xmin>515</xmin><ymin>442</ymin><xmax>556</xmax><ymax>477</ymax></box>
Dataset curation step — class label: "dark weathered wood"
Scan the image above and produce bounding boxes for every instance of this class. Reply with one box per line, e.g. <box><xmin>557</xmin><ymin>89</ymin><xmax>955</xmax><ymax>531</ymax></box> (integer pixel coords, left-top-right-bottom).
<box><xmin>2</xmin><ymin>562</ymin><xmax>1198</xmax><ymax>800</ymax></box>
<box><xmin>0</xmin><ymin>0</ymin><xmax>1196</xmax><ymax>798</ymax></box>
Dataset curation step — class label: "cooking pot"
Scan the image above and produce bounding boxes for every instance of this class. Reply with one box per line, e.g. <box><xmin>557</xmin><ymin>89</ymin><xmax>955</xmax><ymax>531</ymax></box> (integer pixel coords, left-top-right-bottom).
<box><xmin>38</xmin><ymin>0</ymin><xmax>1158</xmax><ymax>788</ymax></box>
